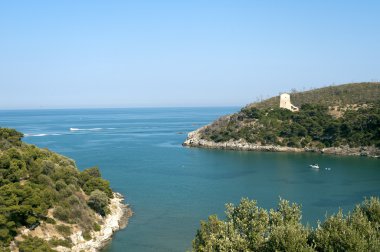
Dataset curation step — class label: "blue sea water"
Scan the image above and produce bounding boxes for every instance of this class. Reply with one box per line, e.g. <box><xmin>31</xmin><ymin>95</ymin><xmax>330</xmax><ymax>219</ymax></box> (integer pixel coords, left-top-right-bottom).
<box><xmin>1</xmin><ymin>107</ymin><xmax>379</xmax><ymax>251</ymax></box>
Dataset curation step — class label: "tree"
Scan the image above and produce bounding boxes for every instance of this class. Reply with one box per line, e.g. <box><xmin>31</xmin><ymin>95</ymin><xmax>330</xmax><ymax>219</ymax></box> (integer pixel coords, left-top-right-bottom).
<box><xmin>79</xmin><ymin>167</ymin><xmax>101</xmax><ymax>186</ymax></box>
<box><xmin>192</xmin><ymin>197</ymin><xmax>380</xmax><ymax>252</ymax></box>
<box><xmin>87</xmin><ymin>190</ymin><xmax>109</xmax><ymax>216</ymax></box>
<box><xmin>82</xmin><ymin>177</ymin><xmax>113</xmax><ymax>198</ymax></box>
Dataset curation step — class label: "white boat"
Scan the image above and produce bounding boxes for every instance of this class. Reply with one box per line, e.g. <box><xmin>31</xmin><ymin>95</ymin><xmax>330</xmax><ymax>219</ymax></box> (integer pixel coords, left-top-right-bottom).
<box><xmin>310</xmin><ymin>164</ymin><xmax>319</xmax><ymax>169</ymax></box>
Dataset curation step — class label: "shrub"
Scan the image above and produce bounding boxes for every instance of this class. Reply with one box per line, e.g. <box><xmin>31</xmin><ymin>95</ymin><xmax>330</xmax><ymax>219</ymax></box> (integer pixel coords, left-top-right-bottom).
<box><xmin>55</xmin><ymin>225</ymin><xmax>72</xmax><ymax>236</ymax></box>
<box><xmin>49</xmin><ymin>238</ymin><xmax>72</xmax><ymax>248</ymax></box>
<box><xmin>83</xmin><ymin>178</ymin><xmax>113</xmax><ymax>198</ymax></box>
<box><xmin>53</xmin><ymin>206</ymin><xmax>70</xmax><ymax>223</ymax></box>
<box><xmin>17</xmin><ymin>236</ymin><xmax>55</xmax><ymax>252</ymax></box>
<box><xmin>93</xmin><ymin>223</ymin><xmax>101</xmax><ymax>232</ymax></box>
<box><xmin>88</xmin><ymin>190</ymin><xmax>109</xmax><ymax>216</ymax></box>
<box><xmin>78</xmin><ymin>167</ymin><xmax>101</xmax><ymax>186</ymax></box>
<box><xmin>55</xmin><ymin>180</ymin><xmax>67</xmax><ymax>192</ymax></box>
<box><xmin>192</xmin><ymin>197</ymin><xmax>380</xmax><ymax>252</ymax></box>
<box><xmin>82</xmin><ymin>231</ymin><xmax>92</xmax><ymax>241</ymax></box>
<box><xmin>45</xmin><ymin>218</ymin><xmax>56</xmax><ymax>224</ymax></box>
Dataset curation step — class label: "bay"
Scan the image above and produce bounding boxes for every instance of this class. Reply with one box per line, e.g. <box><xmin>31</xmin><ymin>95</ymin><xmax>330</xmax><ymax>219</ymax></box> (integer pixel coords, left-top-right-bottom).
<box><xmin>1</xmin><ymin>107</ymin><xmax>379</xmax><ymax>251</ymax></box>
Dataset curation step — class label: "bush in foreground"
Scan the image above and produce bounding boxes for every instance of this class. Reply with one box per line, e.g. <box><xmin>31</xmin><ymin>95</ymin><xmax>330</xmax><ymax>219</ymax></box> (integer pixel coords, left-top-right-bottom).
<box><xmin>193</xmin><ymin>197</ymin><xmax>380</xmax><ymax>252</ymax></box>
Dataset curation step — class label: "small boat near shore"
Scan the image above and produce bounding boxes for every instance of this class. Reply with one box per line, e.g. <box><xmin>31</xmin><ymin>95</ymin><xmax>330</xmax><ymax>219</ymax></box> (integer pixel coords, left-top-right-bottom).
<box><xmin>310</xmin><ymin>164</ymin><xmax>319</xmax><ymax>169</ymax></box>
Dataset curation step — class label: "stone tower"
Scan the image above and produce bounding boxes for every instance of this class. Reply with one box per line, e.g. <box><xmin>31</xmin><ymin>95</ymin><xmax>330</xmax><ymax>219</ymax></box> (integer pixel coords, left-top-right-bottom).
<box><xmin>280</xmin><ymin>93</ymin><xmax>299</xmax><ymax>112</ymax></box>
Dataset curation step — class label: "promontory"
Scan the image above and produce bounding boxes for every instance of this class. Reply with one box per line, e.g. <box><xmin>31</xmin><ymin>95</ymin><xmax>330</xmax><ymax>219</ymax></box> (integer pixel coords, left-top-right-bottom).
<box><xmin>0</xmin><ymin>128</ymin><xmax>132</xmax><ymax>251</ymax></box>
<box><xmin>183</xmin><ymin>82</ymin><xmax>380</xmax><ymax>158</ymax></box>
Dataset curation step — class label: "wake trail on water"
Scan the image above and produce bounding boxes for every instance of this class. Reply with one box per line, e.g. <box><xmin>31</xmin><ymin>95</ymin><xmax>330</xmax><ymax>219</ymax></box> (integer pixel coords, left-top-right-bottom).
<box><xmin>24</xmin><ymin>128</ymin><xmax>117</xmax><ymax>137</ymax></box>
<box><xmin>24</xmin><ymin>133</ymin><xmax>62</xmax><ymax>137</ymax></box>
<box><xmin>69</xmin><ymin>127</ymin><xmax>118</xmax><ymax>132</ymax></box>
<box><xmin>70</xmin><ymin>127</ymin><xmax>103</xmax><ymax>131</ymax></box>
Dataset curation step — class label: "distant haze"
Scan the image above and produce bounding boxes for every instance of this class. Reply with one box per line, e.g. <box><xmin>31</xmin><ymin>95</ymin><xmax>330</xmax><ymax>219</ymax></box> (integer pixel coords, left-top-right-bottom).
<box><xmin>0</xmin><ymin>1</ymin><xmax>379</xmax><ymax>109</ymax></box>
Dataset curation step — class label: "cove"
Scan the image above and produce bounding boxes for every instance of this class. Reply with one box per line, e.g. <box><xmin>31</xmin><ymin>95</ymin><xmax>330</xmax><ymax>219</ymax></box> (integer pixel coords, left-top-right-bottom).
<box><xmin>1</xmin><ymin>107</ymin><xmax>379</xmax><ymax>252</ymax></box>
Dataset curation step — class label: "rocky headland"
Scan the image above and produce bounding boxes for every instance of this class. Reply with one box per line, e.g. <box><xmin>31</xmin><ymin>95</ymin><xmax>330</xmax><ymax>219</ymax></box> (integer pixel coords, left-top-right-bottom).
<box><xmin>183</xmin><ymin>83</ymin><xmax>380</xmax><ymax>158</ymax></box>
<box><xmin>0</xmin><ymin>127</ymin><xmax>133</xmax><ymax>251</ymax></box>
<box><xmin>13</xmin><ymin>192</ymin><xmax>132</xmax><ymax>252</ymax></box>
<box><xmin>183</xmin><ymin>127</ymin><xmax>380</xmax><ymax>158</ymax></box>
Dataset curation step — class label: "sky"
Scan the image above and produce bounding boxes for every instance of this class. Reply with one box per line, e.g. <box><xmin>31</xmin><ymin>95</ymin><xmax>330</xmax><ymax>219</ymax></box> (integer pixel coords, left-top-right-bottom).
<box><xmin>0</xmin><ymin>1</ymin><xmax>379</xmax><ymax>109</ymax></box>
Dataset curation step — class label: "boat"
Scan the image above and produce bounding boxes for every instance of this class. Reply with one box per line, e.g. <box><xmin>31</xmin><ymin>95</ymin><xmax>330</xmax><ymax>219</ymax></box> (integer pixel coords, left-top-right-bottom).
<box><xmin>310</xmin><ymin>164</ymin><xmax>319</xmax><ymax>169</ymax></box>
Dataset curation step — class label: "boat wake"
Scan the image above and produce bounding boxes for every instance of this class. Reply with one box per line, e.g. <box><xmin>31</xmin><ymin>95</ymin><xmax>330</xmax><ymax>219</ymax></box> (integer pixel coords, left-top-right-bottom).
<box><xmin>70</xmin><ymin>127</ymin><xmax>103</xmax><ymax>131</ymax></box>
<box><xmin>24</xmin><ymin>133</ymin><xmax>61</xmax><ymax>137</ymax></box>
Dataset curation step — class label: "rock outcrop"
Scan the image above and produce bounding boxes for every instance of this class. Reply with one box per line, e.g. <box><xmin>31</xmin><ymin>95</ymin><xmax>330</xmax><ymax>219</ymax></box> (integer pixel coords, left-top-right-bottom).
<box><xmin>14</xmin><ymin>192</ymin><xmax>132</xmax><ymax>252</ymax></box>
<box><xmin>183</xmin><ymin>127</ymin><xmax>380</xmax><ymax>158</ymax></box>
<box><xmin>67</xmin><ymin>192</ymin><xmax>132</xmax><ymax>252</ymax></box>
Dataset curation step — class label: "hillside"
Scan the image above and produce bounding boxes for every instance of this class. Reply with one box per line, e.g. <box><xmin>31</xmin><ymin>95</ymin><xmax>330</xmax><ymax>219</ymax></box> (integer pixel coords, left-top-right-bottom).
<box><xmin>0</xmin><ymin>128</ymin><xmax>131</xmax><ymax>252</ymax></box>
<box><xmin>248</xmin><ymin>82</ymin><xmax>380</xmax><ymax>109</ymax></box>
<box><xmin>184</xmin><ymin>82</ymin><xmax>380</xmax><ymax>157</ymax></box>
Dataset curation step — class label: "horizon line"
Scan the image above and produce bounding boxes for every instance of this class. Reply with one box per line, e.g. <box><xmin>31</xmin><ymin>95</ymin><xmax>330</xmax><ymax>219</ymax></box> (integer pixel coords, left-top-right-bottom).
<box><xmin>0</xmin><ymin>105</ymin><xmax>243</xmax><ymax>111</ymax></box>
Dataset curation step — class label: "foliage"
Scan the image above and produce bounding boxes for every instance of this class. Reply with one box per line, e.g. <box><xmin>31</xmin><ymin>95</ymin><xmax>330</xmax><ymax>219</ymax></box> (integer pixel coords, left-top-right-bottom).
<box><xmin>0</xmin><ymin>128</ymin><xmax>23</xmax><ymax>150</ymax></box>
<box><xmin>55</xmin><ymin>225</ymin><xmax>72</xmax><ymax>236</ymax></box>
<box><xmin>88</xmin><ymin>190</ymin><xmax>109</xmax><ymax>216</ymax></box>
<box><xmin>192</xmin><ymin>197</ymin><xmax>380</xmax><ymax>252</ymax></box>
<box><xmin>17</xmin><ymin>236</ymin><xmax>56</xmax><ymax>252</ymax></box>
<box><xmin>82</xmin><ymin>231</ymin><xmax>92</xmax><ymax>241</ymax></box>
<box><xmin>249</xmin><ymin>82</ymin><xmax>380</xmax><ymax>109</ymax></box>
<box><xmin>0</xmin><ymin>128</ymin><xmax>115</xmax><ymax>250</ymax></box>
<box><xmin>78</xmin><ymin>167</ymin><xmax>101</xmax><ymax>186</ymax></box>
<box><xmin>48</xmin><ymin>238</ymin><xmax>72</xmax><ymax>248</ymax></box>
<box><xmin>83</xmin><ymin>177</ymin><xmax>113</xmax><ymax>198</ymax></box>
<box><xmin>201</xmin><ymin>101</ymin><xmax>380</xmax><ymax>149</ymax></box>
<box><xmin>93</xmin><ymin>223</ymin><xmax>101</xmax><ymax>232</ymax></box>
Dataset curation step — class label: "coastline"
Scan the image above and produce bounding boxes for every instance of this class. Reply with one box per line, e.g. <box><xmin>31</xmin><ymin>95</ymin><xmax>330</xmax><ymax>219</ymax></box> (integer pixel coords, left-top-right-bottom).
<box><xmin>67</xmin><ymin>192</ymin><xmax>133</xmax><ymax>252</ymax></box>
<box><xmin>13</xmin><ymin>192</ymin><xmax>132</xmax><ymax>252</ymax></box>
<box><xmin>183</xmin><ymin>128</ymin><xmax>380</xmax><ymax>158</ymax></box>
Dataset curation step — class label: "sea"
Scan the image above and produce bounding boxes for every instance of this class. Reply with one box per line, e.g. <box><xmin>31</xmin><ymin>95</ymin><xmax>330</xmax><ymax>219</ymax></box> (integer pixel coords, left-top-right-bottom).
<box><xmin>1</xmin><ymin>107</ymin><xmax>379</xmax><ymax>251</ymax></box>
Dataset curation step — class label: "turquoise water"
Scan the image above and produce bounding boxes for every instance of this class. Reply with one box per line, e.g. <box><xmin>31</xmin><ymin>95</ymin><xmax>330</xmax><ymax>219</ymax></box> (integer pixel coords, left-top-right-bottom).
<box><xmin>1</xmin><ymin>107</ymin><xmax>379</xmax><ymax>251</ymax></box>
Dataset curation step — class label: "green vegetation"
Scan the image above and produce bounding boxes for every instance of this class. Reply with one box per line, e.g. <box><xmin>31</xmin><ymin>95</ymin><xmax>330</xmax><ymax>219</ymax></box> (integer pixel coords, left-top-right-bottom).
<box><xmin>48</xmin><ymin>238</ymin><xmax>72</xmax><ymax>249</ymax></box>
<box><xmin>249</xmin><ymin>82</ymin><xmax>380</xmax><ymax>109</ymax></box>
<box><xmin>88</xmin><ymin>190</ymin><xmax>110</xmax><ymax>217</ymax></box>
<box><xmin>18</xmin><ymin>236</ymin><xmax>55</xmax><ymax>252</ymax></box>
<box><xmin>200</xmin><ymin>83</ymin><xmax>380</xmax><ymax>149</ymax></box>
<box><xmin>55</xmin><ymin>225</ymin><xmax>72</xmax><ymax>236</ymax></box>
<box><xmin>0</xmin><ymin>128</ymin><xmax>114</xmax><ymax>250</ymax></box>
<box><xmin>193</xmin><ymin>197</ymin><xmax>380</xmax><ymax>252</ymax></box>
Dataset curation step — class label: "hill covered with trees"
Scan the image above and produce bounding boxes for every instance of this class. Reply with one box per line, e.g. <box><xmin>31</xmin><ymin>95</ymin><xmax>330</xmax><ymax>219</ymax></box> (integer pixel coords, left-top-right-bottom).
<box><xmin>192</xmin><ymin>197</ymin><xmax>380</xmax><ymax>251</ymax></box>
<box><xmin>184</xmin><ymin>82</ymin><xmax>380</xmax><ymax>157</ymax></box>
<box><xmin>0</xmin><ymin>128</ymin><xmax>129</xmax><ymax>252</ymax></box>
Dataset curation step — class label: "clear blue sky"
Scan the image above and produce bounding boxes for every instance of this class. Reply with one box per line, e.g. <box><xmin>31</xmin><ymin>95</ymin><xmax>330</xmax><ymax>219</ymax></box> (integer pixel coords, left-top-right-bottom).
<box><xmin>0</xmin><ymin>1</ymin><xmax>379</xmax><ymax>109</ymax></box>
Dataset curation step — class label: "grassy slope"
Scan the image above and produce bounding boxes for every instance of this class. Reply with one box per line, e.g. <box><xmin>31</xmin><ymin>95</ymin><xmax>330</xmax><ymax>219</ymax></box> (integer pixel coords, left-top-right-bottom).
<box><xmin>247</xmin><ymin>82</ymin><xmax>380</xmax><ymax>109</ymax></box>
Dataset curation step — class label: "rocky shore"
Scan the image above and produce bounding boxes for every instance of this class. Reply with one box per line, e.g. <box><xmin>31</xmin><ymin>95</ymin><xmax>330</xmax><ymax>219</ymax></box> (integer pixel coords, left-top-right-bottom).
<box><xmin>13</xmin><ymin>192</ymin><xmax>132</xmax><ymax>252</ymax></box>
<box><xmin>183</xmin><ymin>128</ymin><xmax>380</xmax><ymax>158</ymax></box>
<box><xmin>67</xmin><ymin>192</ymin><xmax>132</xmax><ymax>252</ymax></box>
